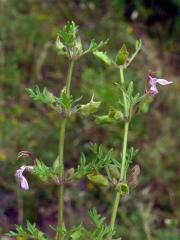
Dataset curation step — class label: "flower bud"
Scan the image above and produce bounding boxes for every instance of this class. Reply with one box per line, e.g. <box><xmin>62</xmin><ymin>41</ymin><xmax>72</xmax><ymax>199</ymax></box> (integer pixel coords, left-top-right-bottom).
<box><xmin>95</xmin><ymin>115</ymin><xmax>114</xmax><ymax>124</ymax></box>
<box><xmin>108</xmin><ymin>108</ymin><xmax>123</xmax><ymax>121</ymax></box>
<box><xmin>108</xmin><ymin>164</ymin><xmax>119</xmax><ymax>179</ymax></box>
<box><xmin>87</xmin><ymin>173</ymin><xmax>109</xmax><ymax>187</ymax></box>
<box><xmin>80</xmin><ymin>97</ymin><xmax>101</xmax><ymax>117</ymax></box>
<box><xmin>95</xmin><ymin>107</ymin><xmax>124</xmax><ymax>125</ymax></box>
<box><xmin>116</xmin><ymin>44</ymin><xmax>129</xmax><ymax>65</ymax></box>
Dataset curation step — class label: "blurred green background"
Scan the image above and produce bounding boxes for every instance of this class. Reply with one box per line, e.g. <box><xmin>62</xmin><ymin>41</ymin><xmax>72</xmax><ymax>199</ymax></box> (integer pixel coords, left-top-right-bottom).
<box><xmin>0</xmin><ymin>0</ymin><xmax>179</xmax><ymax>239</ymax></box>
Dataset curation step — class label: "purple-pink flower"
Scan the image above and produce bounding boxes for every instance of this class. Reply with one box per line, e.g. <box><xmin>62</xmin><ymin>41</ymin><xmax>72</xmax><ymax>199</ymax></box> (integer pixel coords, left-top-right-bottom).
<box><xmin>146</xmin><ymin>75</ymin><xmax>173</xmax><ymax>96</ymax></box>
<box><xmin>15</xmin><ymin>165</ymin><xmax>33</xmax><ymax>190</ymax></box>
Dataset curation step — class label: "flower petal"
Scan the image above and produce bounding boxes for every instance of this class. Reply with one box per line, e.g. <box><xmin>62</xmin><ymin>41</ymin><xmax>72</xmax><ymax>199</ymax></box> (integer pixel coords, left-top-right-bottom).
<box><xmin>15</xmin><ymin>166</ymin><xmax>26</xmax><ymax>178</ymax></box>
<box><xmin>20</xmin><ymin>176</ymin><xmax>29</xmax><ymax>190</ymax></box>
<box><xmin>149</xmin><ymin>84</ymin><xmax>159</xmax><ymax>95</ymax></box>
<box><xmin>15</xmin><ymin>165</ymin><xmax>33</xmax><ymax>191</ymax></box>
<box><xmin>156</xmin><ymin>79</ymin><xmax>173</xmax><ymax>85</ymax></box>
<box><xmin>149</xmin><ymin>76</ymin><xmax>157</xmax><ymax>86</ymax></box>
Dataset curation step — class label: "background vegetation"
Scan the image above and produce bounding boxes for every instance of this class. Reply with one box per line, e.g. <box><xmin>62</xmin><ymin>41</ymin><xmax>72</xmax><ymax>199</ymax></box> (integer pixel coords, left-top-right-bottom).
<box><xmin>0</xmin><ymin>0</ymin><xmax>179</xmax><ymax>239</ymax></box>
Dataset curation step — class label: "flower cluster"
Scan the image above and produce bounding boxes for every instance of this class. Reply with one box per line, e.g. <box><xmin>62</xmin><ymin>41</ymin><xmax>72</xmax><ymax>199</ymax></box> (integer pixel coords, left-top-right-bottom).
<box><xmin>146</xmin><ymin>74</ymin><xmax>173</xmax><ymax>96</ymax></box>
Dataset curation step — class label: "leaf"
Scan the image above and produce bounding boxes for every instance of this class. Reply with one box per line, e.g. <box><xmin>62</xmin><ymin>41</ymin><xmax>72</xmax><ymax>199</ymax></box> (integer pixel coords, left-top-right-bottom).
<box><xmin>58</xmin><ymin>21</ymin><xmax>78</xmax><ymax>48</ymax></box>
<box><xmin>84</xmin><ymin>39</ymin><xmax>108</xmax><ymax>54</ymax></box>
<box><xmin>73</xmin><ymin>36</ymin><xmax>83</xmax><ymax>57</ymax></box>
<box><xmin>116</xmin><ymin>44</ymin><xmax>129</xmax><ymax>65</ymax></box>
<box><xmin>127</xmin><ymin>81</ymin><xmax>134</xmax><ymax>96</ymax></box>
<box><xmin>139</xmin><ymin>95</ymin><xmax>153</xmax><ymax>113</ymax></box>
<box><xmin>93</xmin><ymin>51</ymin><xmax>112</xmax><ymax>65</ymax></box>
<box><xmin>26</xmin><ymin>86</ymin><xmax>56</xmax><ymax>105</ymax></box>
<box><xmin>6</xmin><ymin>221</ymin><xmax>48</xmax><ymax>240</ymax></box>
<box><xmin>89</xmin><ymin>209</ymin><xmax>114</xmax><ymax>239</ymax></box>
<box><xmin>125</xmin><ymin>147</ymin><xmax>139</xmax><ymax>170</ymax></box>
<box><xmin>135</xmin><ymin>39</ymin><xmax>142</xmax><ymax>51</ymax></box>
<box><xmin>74</xmin><ymin>144</ymin><xmax>114</xmax><ymax>182</ymax></box>
<box><xmin>89</xmin><ymin>208</ymin><xmax>105</xmax><ymax>228</ymax></box>
<box><xmin>56</xmin><ymin>36</ymin><xmax>67</xmax><ymax>56</ymax></box>
<box><xmin>32</xmin><ymin>160</ymin><xmax>57</xmax><ymax>182</ymax></box>
<box><xmin>70</xmin><ymin>225</ymin><xmax>86</xmax><ymax>240</ymax></box>
<box><xmin>80</xmin><ymin>152</ymin><xmax>86</xmax><ymax>166</ymax></box>
<box><xmin>58</xmin><ymin>87</ymin><xmax>73</xmax><ymax>110</ymax></box>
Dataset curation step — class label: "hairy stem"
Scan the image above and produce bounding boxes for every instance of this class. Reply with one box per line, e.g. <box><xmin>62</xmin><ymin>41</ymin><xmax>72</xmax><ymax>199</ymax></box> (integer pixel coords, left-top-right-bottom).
<box><xmin>66</xmin><ymin>60</ymin><xmax>74</xmax><ymax>96</ymax></box>
<box><xmin>110</xmin><ymin>191</ymin><xmax>121</xmax><ymax>230</ymax></box>
<box><xmin>110</xmin><ymin>67</ymin><xmax>129</xmax><ymax>234</ymax></box>
<box><xmin>119</xmin><ymin>122</ymin><xmax>129</xmax><ymax>181</ymax></box>
<box><xmin>57</xmin><ymin>60</ymin><xmax>74</xmax><ymax>239</ymax></box>
<box><xmin>120</xmin><ymin>67</ymin><xmax>128</xmax><ymax>116</ymax></box>
<box><xmin>110</xmin><ymin>122</ymin><xmax>129</xmax><ymax>231</ymax></box>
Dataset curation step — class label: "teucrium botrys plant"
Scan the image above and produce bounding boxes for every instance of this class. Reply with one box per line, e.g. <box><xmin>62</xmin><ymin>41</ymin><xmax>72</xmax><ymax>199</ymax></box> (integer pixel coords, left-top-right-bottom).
<box><xmin>9</xmin><ymin>22</ymin><xmax>172</xmax><ymax>240</ymax></box>
<box><xmin>93</xmin><ymin>41</ymin><xmax>143</xmax><ymax>233</ymax></box>
<box><xmin>94</xmin><ymin>40</ymin><xmax>172</xmax><ymax>237</ymax></box>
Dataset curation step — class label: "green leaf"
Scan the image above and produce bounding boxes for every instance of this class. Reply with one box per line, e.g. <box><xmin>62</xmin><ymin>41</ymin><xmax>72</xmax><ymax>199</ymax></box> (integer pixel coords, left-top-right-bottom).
<box><xmin>116</xmin><ymin>44</ymin><xmax>129</xmax><ymax>65</ymax></box>
<box><xmin>26</xmin><ymin>86</ymin><xmax>56</xmax><ymax>105</ymax></box>
<box><xmin>89</xmin><ymin>208</ymin><xmax>105</xmax><ymax>228</ymax></box>
<box><xmin>74</xmin><ymin>144</ymin><xmax>114</xmax><ymax>182</ymax></box>
<box><xmin>74</xmin><ymin>36</ymin><xmax>83</xmax><ymax>56</ymax></box>
<box><xmin>139</xmin><ymin>95</ymin><xmax>153</xmax><ymax>113</ymax></box>
<box><xmin>89</xmin><ymin>209</ymin><xmax>114</xmax><ymax>239</ymax></box>
<box><xmin>58</xmin><ymin>21</ymin><xmax>78</xmax><ymax>48</ymax></box>
<box><xmin>32</xmin><ymin>160</ymin><xmax>57</xmax><ymax>182</ymax></box>
<box><xmin>58</xmin><ymin>87</ymin><xmax>73</xmax><ymax>110</ymax></box>
<box><xmin>6</xmin><ymin>221</ymin><xmax>48</xmax><ymax>240</ymax></box>
<box><xmin>93</xmin><ymin>51</ymin><xmax>112</xmax><ymax>65</ymax></box>
<box><xmin>127</xmin><ymin>81</ymin><xmax>134</xmax><ymax>97</ymax></box>
<box><xmin>84</xmin><ymin>39</ymin><xmax>108</xmax><ymax>55</ymax></box>
<box><xmin>56</xmin><ymin>36</ymin><xmax>67</xmax><ymax>56</ymax></box>
<box><xmin>70</xmin><ymin>225</ymin><xmax>86</xmax><ymax>240</ymax></box>
<box><xmin>53</xmin><ymin>155</ymin><xmax>59</xmax><ymax>173</ymax></box>
<box><xmin>125</xmin><ymin>147</ymin><xmax>139</xmax><ymax>170</ymax></box>
<box><xmin>135</xmin><ymin>39</ymin><xmax>142</xmax><ymax>51</ymax></box>
<box><xmin>32</xmin><ymin>160</ymin><xmax>50</xmax><ymax>181</ymax></box>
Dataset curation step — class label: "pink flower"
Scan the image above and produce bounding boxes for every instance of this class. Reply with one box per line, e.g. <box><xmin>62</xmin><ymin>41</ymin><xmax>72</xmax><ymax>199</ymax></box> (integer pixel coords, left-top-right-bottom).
<box><xmin>15</xmin><ymin>165</ymin><xmax>33</xmax><ymax>190</ymax></box>
<box><xmin>146</xmin><ymin>75</ymin><xmax>173</xmax><ymax>96</ymax></box>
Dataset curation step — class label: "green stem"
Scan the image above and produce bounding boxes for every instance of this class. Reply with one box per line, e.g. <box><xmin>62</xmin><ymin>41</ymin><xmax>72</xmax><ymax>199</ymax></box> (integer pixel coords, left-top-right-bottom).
<box><xmin>66</xmin><ymin>60</ymin><xmax>74</xmax><ymax>96</ymax></box>
<box><xmin>110</xmin><ymin>192</ymin><xmax>121</xmax><ymax>229</ymax></box>
<box><xmin>110</xmin><ymin>122</ymin><xmax>129</xmax><ymax>231</ymax></box>
<box><xmin>57</xmin><ymin>119</ymin><xmax>66</xmax><ymax>233</ymax></box>
<box><xmin>120</xmin><ymin>67</ymin><xmax>128</xmax><ymax>116</ymax></box>
<box><xmin>57</xmin><ymin>60</ymin><xmax>74</xmax><ymax>240</ymax></box>
<box><xmin>119</xmin><ymin>122</ymin><xmax>129</xmax><ymax>181</ymax></box>
<box><xmin>110</xmin><ymin>67</ymin><xmax>129</xmax><ymax>235</ymax></box>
